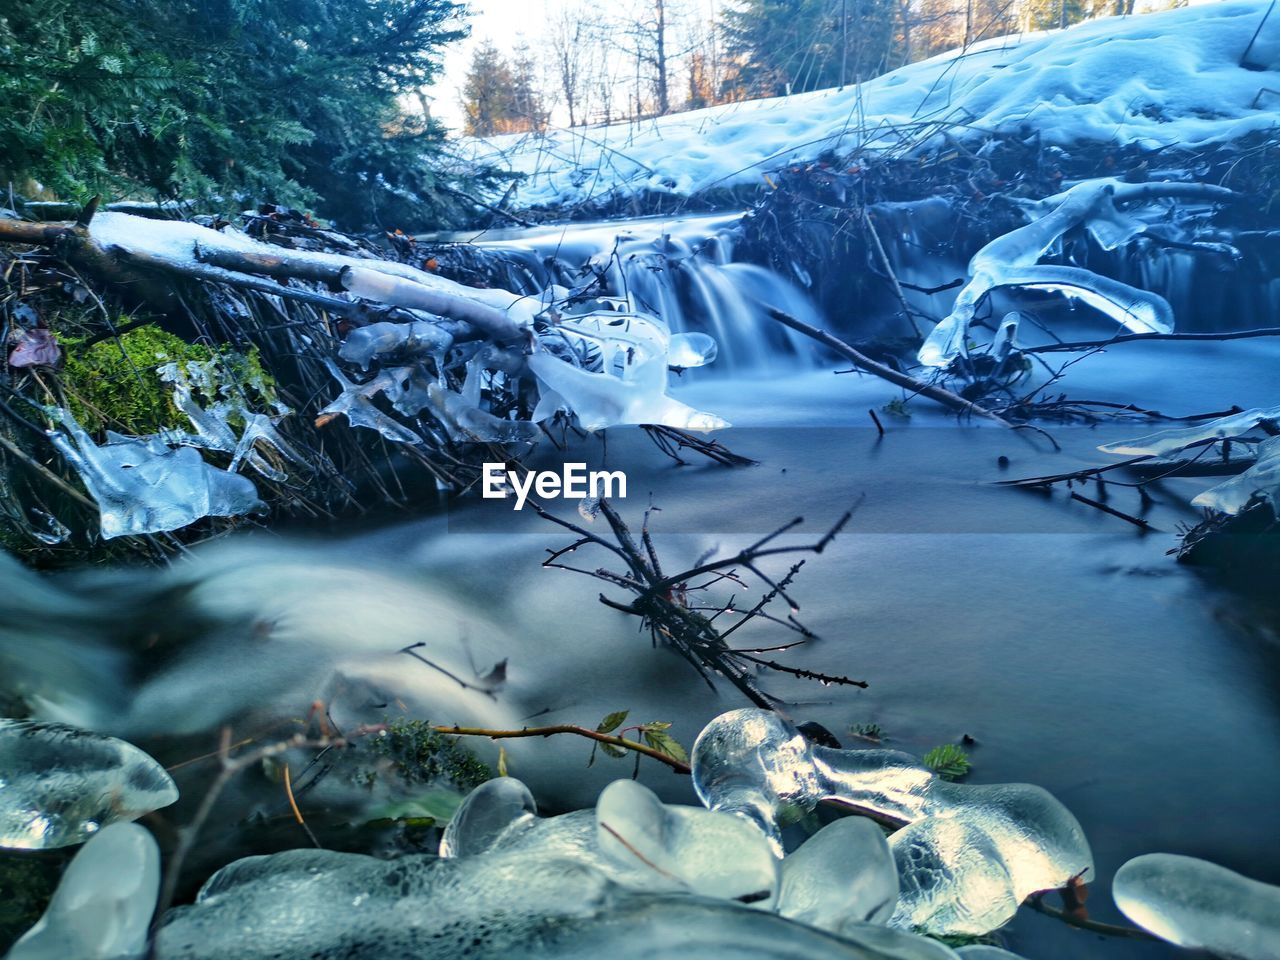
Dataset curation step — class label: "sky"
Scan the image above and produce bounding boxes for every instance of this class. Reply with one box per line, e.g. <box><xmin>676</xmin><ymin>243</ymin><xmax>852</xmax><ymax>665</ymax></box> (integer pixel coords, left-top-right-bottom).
<box><xmin>428</xmin><ymin>0</ymin><xmax>536</xmax><ymax>132</ymax></box>
<box><xmin>425</xmin><ymin>0</ymin><xmax>725</xmax><ymax>133</ymax></box>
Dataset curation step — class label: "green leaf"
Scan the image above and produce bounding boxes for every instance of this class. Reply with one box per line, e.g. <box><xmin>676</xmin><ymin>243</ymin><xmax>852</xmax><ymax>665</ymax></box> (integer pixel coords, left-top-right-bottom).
<box><xmin>640</xmin><ymin>720</ymin><xmax>671</xmax><ymax>733</ymax></box>
<box><xmin>642</xmin><ymin>728</ymin><xmax>689</xmax><ymax>765</ymax></box>
<box><xmin>599</xmin><ymin>741</ymin><xmax>628</xmax><ymax>759</ymax></box>
<box><xmin>923</xmin><ymin>744</ymin><xmax>971</xmax><ymax>781</ymax></box>
<box><xmin>365</xmin><ymin>787</ymin><xmax>466</xmax><ymax>825</ymax></box>
<box><xmin>597</xmin><ymin>710</ymin><xmax>629</xmax><ymax>734</ymax></box>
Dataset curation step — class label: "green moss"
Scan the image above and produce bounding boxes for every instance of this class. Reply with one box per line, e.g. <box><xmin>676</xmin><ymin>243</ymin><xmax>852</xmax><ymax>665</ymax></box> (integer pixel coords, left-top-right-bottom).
<box><xmin>56</xmin><ymin>323</ymin><xmax>276</xmax><ymax>437</ymax></box>
<box><xmin>368</xmin><ymin>718</ymin><xmax>492</xmax><ymax>793</ymax></box>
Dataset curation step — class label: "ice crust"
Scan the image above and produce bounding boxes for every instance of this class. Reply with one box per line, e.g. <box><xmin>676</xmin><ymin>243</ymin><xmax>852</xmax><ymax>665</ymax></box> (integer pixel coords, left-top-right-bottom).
<box><xmin>153</xmin><ymin>847</ymin><xmax>899</xmax><ymax>959</ymax></box>
<box><xmin>0</xmin><ymin>720</ymin><xmax>177</xmax><ymax>849</ymax></box>
<box><xmin>1113</xmin><ymin>853</ymin><xmax>1280</xmax><ymax>959</ymax></box>
<box><xmin>5</xmin><ymin>822</ymin><xmax>160</xmax><ymax>959</ymax></box>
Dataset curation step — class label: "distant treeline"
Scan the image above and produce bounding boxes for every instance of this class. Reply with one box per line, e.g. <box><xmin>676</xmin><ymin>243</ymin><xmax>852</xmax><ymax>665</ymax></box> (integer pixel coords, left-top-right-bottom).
<box><xmin>459</xmin><ymin>0</ymin><xmax>1170</xmax><ymax>135</ymax></box>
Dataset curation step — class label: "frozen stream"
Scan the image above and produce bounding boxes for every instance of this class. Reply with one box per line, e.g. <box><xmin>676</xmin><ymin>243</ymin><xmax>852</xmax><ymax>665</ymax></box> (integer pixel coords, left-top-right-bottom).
<box><xmin>318</xmin><ymin>335</ymin><xmax>1280</xmax><ymax>960</ymax></box>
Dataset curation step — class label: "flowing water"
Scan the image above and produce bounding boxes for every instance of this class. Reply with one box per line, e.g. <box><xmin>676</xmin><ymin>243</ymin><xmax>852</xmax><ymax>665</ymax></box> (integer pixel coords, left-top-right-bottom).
<box><xmin>6</xmin><ymin>212</ymin><xmax>1280</xmax><ymax>959</ymax></box>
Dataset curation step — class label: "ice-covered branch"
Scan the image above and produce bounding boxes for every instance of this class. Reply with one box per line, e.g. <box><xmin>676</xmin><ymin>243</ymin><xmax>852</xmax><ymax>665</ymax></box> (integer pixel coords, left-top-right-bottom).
<box><xmin>919</xmin><ymin>179</ymin><xmax>1234</xmax><ymax>368</ymax></box>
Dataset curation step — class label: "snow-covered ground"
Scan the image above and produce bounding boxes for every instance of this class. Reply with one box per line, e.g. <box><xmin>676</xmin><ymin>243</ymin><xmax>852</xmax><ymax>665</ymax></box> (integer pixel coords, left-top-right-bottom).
<box><xmin>460</xmin><ymin>1</ymin><xmax>1280</xmax><ymax>210</ymax></box>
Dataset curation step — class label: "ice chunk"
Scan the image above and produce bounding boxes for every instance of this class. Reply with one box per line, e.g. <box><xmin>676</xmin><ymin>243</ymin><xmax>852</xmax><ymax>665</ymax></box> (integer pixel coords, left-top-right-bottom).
<box><xmin>0</xmin><ymin>719</ymin><xmax>176</xmax><ymax>849</ymax></box>
<box><xmin>1113</xmin><ymin>853</ymin><xmax>1280</xmax><ymax>959</ymax></box>
<box><xmin>667</xmin><ymin>332</ymin><xmax>719</xmax><ymax>368</ymax></box>
<box><xmin>1192</xmin><ymin>435</ymin><xmax>1280</xmax><ymax>514</ymax></box>
<box><xmin>778</xmin><ymin>816</ymin><xmax>898</xmax><ymax>929</ymax></box>
<box><xmin>6</xmin><ymin>822</ymin><xmax>159</xmax><ymax>959</ymax></box>
<box><xmin>528</xmin><ymin>350</ymin><xmax>729</xmax><ymax>433</ymax></box>
<box><xmin>594</xmin><ymin>779</ymin><xmax>778</xmax><ymax>905</ymax></box>
<box><xmin>153</xmin><ymin>846</ymin><xmax>893</xmax><ymax>959</ymax></box>
<box><xmin>889</xmin><ymin>815</ymin><xmax>1019</xmax><ymax>936</ymax></box>
<box><xmin>692</xmin><ymin>710</ymin><xmax>1091</xmax><ymax>934</ymax></box>
<box><xmin>316</xmin><ymin>362</ymin><xmax>423</xmax><ymax>445</ymax></box>
<box><xmin>45</xmin><ymin>408</ymin><xmax>263</xmax><ymax>539</ymax></box>
<box><xmin>338</xmin><ymin>321</ymin><xmax>453</xmax><ymax>371</ymax></box>
<box><xmin>1099</xmin><ymin>405</ymin><xmax>1280</xmax><ymax>457</ymax></box>
<box><xmin>836</xmin><ymin>921</ymin><xmax>964</xmax><ymax>959</ymax></box>
<box><xmin>440</xmin><ymin>776</ymin><xmax>538</xmax><ymax>858</ymax></box>
<box><xmin>443</xmin><ymin>777</ymin><xmax>776</xmax><ymax>904</ymax></box>
<box><xmin>954</xmin><ymin>948</ymin><xmax>1028</xmax><ymax>959</ymax></box>
<box><xmin>691</xmin><ymin>708</ymin><xmax>934</xmax><ymax>849</ymax></box>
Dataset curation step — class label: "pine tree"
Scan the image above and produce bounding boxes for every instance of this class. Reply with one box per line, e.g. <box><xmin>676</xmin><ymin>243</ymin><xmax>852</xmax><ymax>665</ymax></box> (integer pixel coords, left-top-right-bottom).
<box><xmin>721</xmin><ymin>0</ymin><xmax>895</xmax><ymax>99</ymax></box>
<box><xmin>461</xmin><ymin>40</ymin><xmax>517</xmax><ymax>136</ymax></box>
<box><xmin>1</xmin><ymin>0</ymin><xmax>484</xmax><ymax>230</ymax></box>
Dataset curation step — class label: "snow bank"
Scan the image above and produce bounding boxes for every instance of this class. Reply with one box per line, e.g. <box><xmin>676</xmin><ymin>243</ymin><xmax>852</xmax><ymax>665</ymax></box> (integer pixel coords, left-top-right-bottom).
<box><xmin>460</xmin><ymin>1</ymin><xmax>1280</xmax><ymax>210</ymax></box>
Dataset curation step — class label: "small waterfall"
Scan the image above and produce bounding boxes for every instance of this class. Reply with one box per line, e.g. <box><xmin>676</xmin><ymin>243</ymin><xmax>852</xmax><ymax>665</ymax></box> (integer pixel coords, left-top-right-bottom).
<box><xmin>460</xmin><ymin>214</ymin><xmax>825</xmax><ymax>374</ymax></box>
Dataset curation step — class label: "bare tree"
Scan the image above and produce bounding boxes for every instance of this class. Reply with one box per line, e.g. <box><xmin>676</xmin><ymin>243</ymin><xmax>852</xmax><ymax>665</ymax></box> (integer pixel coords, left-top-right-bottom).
<box><xmin>548</xmin><ymin>5</ymin><xmax>594</xmax><ymax>127</ymax></box>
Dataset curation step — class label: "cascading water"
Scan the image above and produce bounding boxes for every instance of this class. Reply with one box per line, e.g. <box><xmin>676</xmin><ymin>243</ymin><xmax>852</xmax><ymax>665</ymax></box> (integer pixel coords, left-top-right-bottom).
<box><xmin>452</xmin><ymin>214</ymin><xmax>825</xmax><ymax>374</ymax></box>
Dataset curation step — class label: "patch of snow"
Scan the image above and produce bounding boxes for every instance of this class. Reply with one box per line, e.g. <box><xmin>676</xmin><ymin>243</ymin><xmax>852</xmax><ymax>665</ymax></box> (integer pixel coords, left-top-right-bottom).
<box><xmin>459</xmin><ymin>2</ymin><xmax>1280</xmax><ymax>210</ymax></box>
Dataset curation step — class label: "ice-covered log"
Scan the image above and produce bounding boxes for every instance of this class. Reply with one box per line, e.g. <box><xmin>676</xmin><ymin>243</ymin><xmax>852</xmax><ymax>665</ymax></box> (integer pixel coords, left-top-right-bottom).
<box><xmin>0</xmin><ymin>720</ymin><xmax>176</xmax><ymax>850</ymax></box>
<box><xmin>5</xmin><ymin>822</ymin><xmax>159</xmax><ymax>959</ymax></box>
<box><xmin>341</xmin><ymin>266</ymin><xmax>526</xmax><ymax>344</ymax></box>
<box><xmin>1113</xmin><ymin>853</ymin><xmax>1280</xmax><ymax>959</ymax></box>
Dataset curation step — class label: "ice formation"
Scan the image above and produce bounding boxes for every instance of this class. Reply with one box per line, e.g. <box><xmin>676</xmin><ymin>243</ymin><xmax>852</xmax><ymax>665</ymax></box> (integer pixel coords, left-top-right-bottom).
<box><xmin>889</xmin><ymin>814</ymin><xmax>1021</xmax><ymax>935</ymax></box>
<box><xmin>528</xmin><ymin>348</ymin><xmax>729</xmax><ymax>432</ymax></box>
<box><xmin>337</xmin><ymin>320</ymin><xmax>453</xmax><ymax>371</ymax></box>
<box><xmin>47</xmin><ymin>406</ymin><xmax>264</xmax><ymax>539</ymax></box>
<box><xmin>152</xmin><ymin>847</ymin><xmax>890</xmax><ymax>959</ymax></box>
<box><xmin>157</xmin><ymin>358</ymin><xmax>299</xmax><ymax>482</ymax></box>
<box><xmin>0</xmin><ymin>719</ymin><xmax>177</xmax><ymax>849</ymax></box>
<box><xmin>1112</xmin><ymin>853</ymin><xmax>1280</xmax><ymax>959</ymax></box>
<box><xmin>777</xmin><ymin>816</ymin><xmax>898</xmax><ymax>929</ymax></box>
<box><xmin>916</xmin><ymin>179</ymin><xmax>1203</xmax><ymax>368</ymax></box>
<box><xmin>691</xmin><ymin>709</ymin><xmax>1091</xmax><ymax>934</ymax></box>
<box><xmin>439</xmin><ymin>777</ymin><xmax>538</xmax><ymax>858</ymax></box>
<box><xmin>5</xmin><ymin>822</ymin><xmax>160</xmax><ymax>960</ymax></box>
<box><xmin>1100</xmin><ymin>405</ymin><xmax>1280</xmax><ymax>515</ymax></box>
<box><xmin>954</xmin><ymin>948</ymin><xmax>1028</xmax><ymax>959</ymax></box>
<box><xmin>441</xmin><ymin>777</ymin><xmax>778</xmax><ymax>904</ymax></box>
